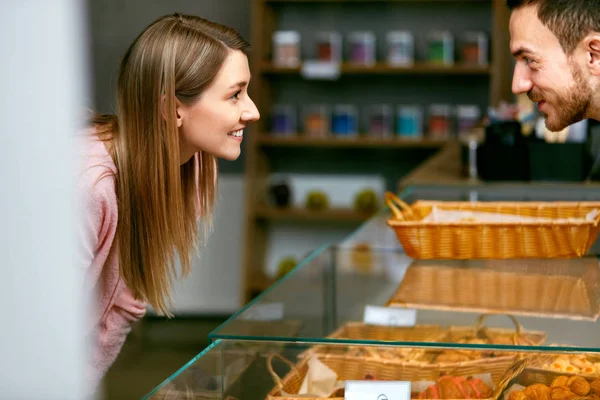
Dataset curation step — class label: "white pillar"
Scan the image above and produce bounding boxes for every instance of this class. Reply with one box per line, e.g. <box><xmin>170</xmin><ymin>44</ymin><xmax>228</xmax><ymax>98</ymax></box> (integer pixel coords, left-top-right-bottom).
<box><xmin>0</xmin><ymin>0</ymin><xmax>89</xmax><ymax>398</ymax></box>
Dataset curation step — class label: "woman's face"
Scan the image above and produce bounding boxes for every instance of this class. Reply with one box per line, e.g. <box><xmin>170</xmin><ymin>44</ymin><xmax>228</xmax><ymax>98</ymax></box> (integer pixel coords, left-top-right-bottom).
<box><xmin>176</xmin><ymin>50</ymin><xmax>260</xmax><ymax>163</ymax></box>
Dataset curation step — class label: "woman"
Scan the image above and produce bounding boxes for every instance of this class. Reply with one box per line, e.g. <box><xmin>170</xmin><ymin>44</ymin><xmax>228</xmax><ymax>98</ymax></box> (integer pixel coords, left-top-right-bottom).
<box><xmin>78</xmin><ymin>13</ymin><xmax>259</xmax><ymax>390</ymax></box>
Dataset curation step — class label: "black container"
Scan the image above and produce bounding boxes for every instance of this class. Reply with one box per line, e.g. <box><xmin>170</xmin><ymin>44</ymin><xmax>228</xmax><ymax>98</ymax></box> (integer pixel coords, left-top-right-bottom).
<box><xmin>528</xmin><ymin>141</ymin><xmax>590</xmax><ymax>182</ymax></box>
<box><xmin>477</xmin><ymin>121</ymin><xmax>530</xmax><ymax>181</ymax></box>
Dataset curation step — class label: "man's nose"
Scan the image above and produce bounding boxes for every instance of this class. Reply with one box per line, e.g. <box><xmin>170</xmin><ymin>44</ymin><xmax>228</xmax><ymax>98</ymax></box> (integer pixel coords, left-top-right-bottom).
<box><xmin>512</xmin><ymin>63</ymin><xmax>533</xmax><ymax>94</ymax></box>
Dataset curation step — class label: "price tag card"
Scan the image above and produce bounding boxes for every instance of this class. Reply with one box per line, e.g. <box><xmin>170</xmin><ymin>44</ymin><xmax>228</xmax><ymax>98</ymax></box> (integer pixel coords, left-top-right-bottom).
<box><xmin>363</xmin><ymin>305</ymin><xmax>416</xmax><ymax>327</ymax></box>
<box><xmin>239</xmin><ymin>302</ymin><xmax>284</xmax><ymax>321</ymax></box>
<box><xmin>345</xmin><ymin>380</ymin><xmax>411</xmax><ymax>400</ymax></box>
<box><xmin>300</xmin><ymin>60</ymin><xmax>341</xmax><ymax>80</ymax></box>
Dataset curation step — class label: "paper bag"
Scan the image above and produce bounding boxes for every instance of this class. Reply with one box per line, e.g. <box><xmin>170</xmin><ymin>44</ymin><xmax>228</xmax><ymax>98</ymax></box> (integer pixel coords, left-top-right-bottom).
<box><xmin>298</xmin><ymin>356</ymin><xmax>338</xmax><ymax>396</ymax></box>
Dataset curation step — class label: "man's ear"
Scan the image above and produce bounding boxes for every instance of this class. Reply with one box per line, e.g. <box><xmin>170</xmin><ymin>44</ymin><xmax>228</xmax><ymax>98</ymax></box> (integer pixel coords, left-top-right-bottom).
<box><xmin>161</xmin><ymin>95</ymin><xmax>184</xmax><ymax>128</ymax></box>
<box><xmin>582</xmin><ymin>34</ymin><xmax>600</xmax><ymax>76</ymax></box>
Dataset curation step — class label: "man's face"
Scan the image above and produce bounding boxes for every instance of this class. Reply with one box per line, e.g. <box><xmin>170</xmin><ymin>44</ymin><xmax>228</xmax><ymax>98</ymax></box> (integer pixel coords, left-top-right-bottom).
<box><xmin>509</xmin><ymin>5</ymin><xmax>592</xmax><ymax>132</ymax></box>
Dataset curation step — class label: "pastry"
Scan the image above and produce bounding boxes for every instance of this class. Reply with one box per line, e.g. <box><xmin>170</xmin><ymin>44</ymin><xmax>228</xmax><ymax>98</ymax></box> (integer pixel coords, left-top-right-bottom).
<box><xmin>417</xmin><ymin>376</ymin><xmax>493</xmax><ymax>399</ymax></box>
<box><xmin>465</xmin><ymin>377</ymin><xmax>493</xmax><ymax>399</ymax></box>
<box><xmin>549</xmin><ymin>386</ymin><xmax>576</xmax><ymax>400</ymax></box>
<box><xmin>545</xmin><ymin>356</ymin><xmax>599</xmax><ymax>376</ymax></box>
<box><xmin>438</xmin><ymin>376</ymin><xmax>467</xmax><ymax>399</ymax></box>
<box><xmin>590</xmin><ymin>378</ymin><xmax>600</xmax><ymax>395</ymax></box>
<box><xmin>509</xmin><ymin>391</ymin><xmax>528</xmax><ymax>400</ymax></box>
<box><xmin>552</xmin><ymin>377</ymin><xmax>570</xmax><ymax>388</ymax></box>
<box><xmin>436</xmin><ymin>351</ymin><xmax>478</xmax><ymax>363</ymax></box>
<box><xmin>567</xmin><ymin>377</ymin><xmax>591</xmax><ymax>396</ymax></box>
<box><xmin>524</xmin><ymin>384</ymin><xmax>551</xmax><ymax>400</ymax></box>
<box><xmin>571</xmin><ymin>356</ymin><xmax>593</xmax><ymax>370</ymax></box>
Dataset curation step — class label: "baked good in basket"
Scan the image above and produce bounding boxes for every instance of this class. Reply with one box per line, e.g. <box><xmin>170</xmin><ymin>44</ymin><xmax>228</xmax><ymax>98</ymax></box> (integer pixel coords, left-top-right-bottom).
<box><xmin>506</xmin><ymin>375</ymin><xmax>600</xmax><ymax>400</ymax></box>
<box><xmin>422</xmin><ymin>314</ymin><xmax>546</xmax><ymax>364</ymax></box>
<box><xmin>415</xmin><ymin>376</ymin><xmax>493</xmax><ymax>399</ymax></box>
<box><xmin>527</xmin><ymin>352</ymin><xmax>600</xmax><ymax>377</ymax></box>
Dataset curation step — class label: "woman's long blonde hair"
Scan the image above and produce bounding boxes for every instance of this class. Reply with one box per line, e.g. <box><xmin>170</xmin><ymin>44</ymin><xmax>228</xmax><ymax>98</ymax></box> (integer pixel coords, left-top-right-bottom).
<box><xmin>91</xmin><ymin>13</ymin><xmax>250</xmax><ymax>315</ymax></box>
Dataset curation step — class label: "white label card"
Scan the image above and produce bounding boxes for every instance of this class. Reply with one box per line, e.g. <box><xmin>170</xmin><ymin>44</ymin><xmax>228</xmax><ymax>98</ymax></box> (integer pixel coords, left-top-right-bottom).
<box><xmin>300</xmin><ymin>60</ymin><xmax>341</xmax><ymax>80</ymax></box>
<box><xmin>345</xmin><ymin>380</ymin><xmax>411</xmax><ymax>400</ymax></box>
<box><xmin>363</xmin><ymin>305</ymin><xmax>416</xmax><ymax>327</ymax></box>
<box><xmin>238</xmin><ymin>302</ymin><xmax>284</xmax><ymax>321</ymax></box>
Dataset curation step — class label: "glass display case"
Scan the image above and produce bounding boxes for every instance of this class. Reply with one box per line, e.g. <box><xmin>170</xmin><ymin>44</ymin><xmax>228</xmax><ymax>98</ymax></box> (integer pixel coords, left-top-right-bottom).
<box><xmin>147</xmin><ymin>184</ymin><xmax>600</xmax><ymax>399</ymax></box>
<box><xmin>145</xmin><ymin>339</ymin><xmax>600</xmax><ymax>399</ymax></box>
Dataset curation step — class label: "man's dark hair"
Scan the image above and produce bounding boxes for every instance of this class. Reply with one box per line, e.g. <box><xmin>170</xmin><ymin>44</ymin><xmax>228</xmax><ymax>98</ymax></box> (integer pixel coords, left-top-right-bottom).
<box><xmin>507</xmin><ymin>0</ymin><xmax>600</xmax><ymax>54</ymax></box>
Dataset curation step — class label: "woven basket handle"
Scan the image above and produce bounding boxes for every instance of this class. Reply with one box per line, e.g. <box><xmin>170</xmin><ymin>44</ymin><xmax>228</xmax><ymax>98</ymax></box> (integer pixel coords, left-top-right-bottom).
<box><xmin>385</xmin><ymin>192</ymin><xmax>415</xmax><ymax>220</ymax></box>
<box><xmin>475</xmin><ymin>314</ymin><xmax>523</xmax><ymax>341</ymax></box>
<box><xmin>491</xmin><ymin>358</ymin><xmax>527</xmax><ymax>400</ymax></box>
<box><xmin>267</xmin><ymin>353</ymin><xmax>299</xmax><ymax>392</ymax></box>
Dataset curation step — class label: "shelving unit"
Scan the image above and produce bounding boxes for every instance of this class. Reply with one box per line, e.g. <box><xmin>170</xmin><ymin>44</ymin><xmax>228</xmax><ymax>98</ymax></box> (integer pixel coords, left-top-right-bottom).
<box><xmin>257</xmin><ymin>136</ymin><xmax>449</xmax><ymax>148</ymax></box>
<box><xmin>254</xmin><ymin>205</ymin><xmax>374</xmax><ymax>221</ymax></box>
<box><xmin>242</xmin><ymin>0</ymin><xmax>514</xmax><ymax>304</ymax></box>
<box><xmin>261</xmin><ymin>62</ymin><xmax>492</xmax><ymax>75</ymax></box>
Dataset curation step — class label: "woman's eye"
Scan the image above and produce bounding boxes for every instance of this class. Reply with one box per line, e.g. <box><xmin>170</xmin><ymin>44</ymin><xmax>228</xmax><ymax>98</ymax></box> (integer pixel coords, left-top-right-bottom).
<box><xmin>231</xmin><ymin>91</ymin><xmax>241</xmax><ymax>100</ymax></box>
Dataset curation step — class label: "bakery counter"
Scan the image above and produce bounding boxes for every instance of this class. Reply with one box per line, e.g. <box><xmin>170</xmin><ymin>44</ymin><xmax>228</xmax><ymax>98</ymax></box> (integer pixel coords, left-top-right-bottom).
<box><xmin>145</xmin><ymin>338</ymin><xmax>600</xmax><ymax>399</ymax></box>
<box><xmin>147</xmin><ymin>184</ymin><xmax>600</xmax><ymax>399</ymax></box>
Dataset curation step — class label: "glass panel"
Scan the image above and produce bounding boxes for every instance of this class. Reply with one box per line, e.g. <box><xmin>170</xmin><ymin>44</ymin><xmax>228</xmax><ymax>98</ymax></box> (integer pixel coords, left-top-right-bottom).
<box><xmin>211</xmin><ymin>184</ymin><xmax>600</xmax><ymax>351</ymax></box>
<box><xmin>146</xmin><ymin>339</ymin><xmax>600</xmax><ymax>399</ymax></box>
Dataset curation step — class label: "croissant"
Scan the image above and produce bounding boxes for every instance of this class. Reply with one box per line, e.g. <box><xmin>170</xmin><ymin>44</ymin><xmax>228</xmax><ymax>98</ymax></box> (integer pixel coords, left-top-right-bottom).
<box><xmin>524</xmin><ymin>384</ymin><xmax>551</xmax><ymax>400</ymax></box>
<box><xmin>438</xmin><ymin>376</ymin><xmax>467</xmax><ymax>399</ymax></box>
<box><xmin>436</xmin><ymin>351</ymin><xmax>478</xmax><ymax>363</ymax></box>
<box><xmin>418</xmin><ymin>376</ymin><xmax>493</xmax><ymax>399</ymax></box>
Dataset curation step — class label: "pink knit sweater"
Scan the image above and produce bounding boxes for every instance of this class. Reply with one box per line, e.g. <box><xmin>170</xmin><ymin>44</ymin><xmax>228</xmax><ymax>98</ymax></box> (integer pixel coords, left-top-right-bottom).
<box><xmin>77</xmin><ymin>132</ymin><xmax>147</xmax><ymax>391</ymax></box>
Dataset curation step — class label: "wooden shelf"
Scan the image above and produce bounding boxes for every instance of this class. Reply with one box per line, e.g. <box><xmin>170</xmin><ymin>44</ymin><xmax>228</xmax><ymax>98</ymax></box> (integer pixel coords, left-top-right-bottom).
<box><xmin>266</xmin><ymin>0</ymin><xmax>487</xmax><ymax>3</ymax></box>
<box><xmin>258</xmin><ymin>135</ymin><xmax>449</xmax><ymax>149</ymax></box>
<box><xmin>254</xmin><ymin>206</ymin><xmax>374</xmax><ymax>222</ymax></box>
<box><xmin>261</xmin><ymin>62</ymin><xmax>491</xmax><ymax>75</ymax></box>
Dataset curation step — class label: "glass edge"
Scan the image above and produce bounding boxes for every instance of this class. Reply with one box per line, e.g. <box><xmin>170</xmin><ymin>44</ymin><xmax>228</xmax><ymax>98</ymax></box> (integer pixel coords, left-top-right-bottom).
<box><xmin>142</xmin><ymin>339</ymin><xmax>222</xmax><ymax>399</ymax></box>
<box><xmin>209</xmin><ymin>242</ymin><xmax>332</xmax><ymax>340</ymax></box>
<box><xmin>211</xmin><ymin>335</ymin><xmax>600</xmax><ymax>354</ymax></box>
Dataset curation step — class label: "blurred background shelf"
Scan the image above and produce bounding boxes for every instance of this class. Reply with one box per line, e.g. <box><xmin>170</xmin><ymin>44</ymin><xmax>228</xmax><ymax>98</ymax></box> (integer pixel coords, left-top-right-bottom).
<box><xmin>254</xmin><ymin>206</ymin><xmax>375</xmax><ymax>222</ymax></box>
<box><xmin>242</xmin><ymin>0</ymin><xmax>514</xmax><ymax>304</ymax></box>
<box><xmin>257</xmin><ymin>135</ymin><xmax>449</xmax><ymax>148</ymax></box>
<box><xmin>265</xmin><ymin>0</ymin><xmax>490</xmax><ymax>3</ymax></box>
<box><xmin>249</xmin><ymin>271</ymin><xmax>275</xmax><ymax>294</ymax></box>
<box><xmin>261</xmin><ymin>62</ymin><xmax>491</xmax><ymax>75</ymax></box>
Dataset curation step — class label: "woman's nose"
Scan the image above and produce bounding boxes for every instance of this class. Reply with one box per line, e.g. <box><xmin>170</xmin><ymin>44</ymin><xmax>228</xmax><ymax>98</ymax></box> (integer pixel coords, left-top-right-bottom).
<box><xmin>242</xmin><ymin>97</ymin><xmax>260</xmax><ymax>122</ymax></box>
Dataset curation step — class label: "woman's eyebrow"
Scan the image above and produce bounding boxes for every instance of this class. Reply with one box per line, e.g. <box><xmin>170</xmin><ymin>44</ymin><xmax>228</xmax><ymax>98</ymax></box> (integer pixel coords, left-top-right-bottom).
<box><xmin>228</xmin><ymin>81</ymin><xmax>248</xmax><ymax>89</ymax></box>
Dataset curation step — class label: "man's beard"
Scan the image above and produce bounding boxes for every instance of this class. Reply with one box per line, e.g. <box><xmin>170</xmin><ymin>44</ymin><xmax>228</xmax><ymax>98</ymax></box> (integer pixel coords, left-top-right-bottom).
<box><xmin>528</xmin><ymin>61</ymin><xmax>592</xmax><ymax>132</ymax></box>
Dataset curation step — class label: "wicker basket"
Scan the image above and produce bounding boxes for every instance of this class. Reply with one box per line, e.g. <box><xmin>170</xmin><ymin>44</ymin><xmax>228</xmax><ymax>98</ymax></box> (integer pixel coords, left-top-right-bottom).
<box><xmin>510</xmin><ymin>362</ymin><xmax>600</xmax><ymax>389</ymax></box>
<box><xmin>384</xmin><ymin>193</ymin><xmax>600</xmax><ymax>259</ymax></box>
<box><xmin>297</xmin><ymin>322</ymin><xmax>444</xmax><ymax>361</ymax></box>
<box><xmin>423</xmin><ymin>314</ymin><xmax>547</xmax><ymax>353</ymax></box>
<box><xmin>386</xmin><ymin>259</ymin><xmax>600</xmax><ymax>321</ymax></box>
<box><xmin>406</xmin><ymin>314</ymin><xmax>545</xmax><ymax>382</ymax></box>
<box><xmin>525</xmin><ymin>350</ymin><xmax>600</xmax><ymax>379</ymax></box>
<box><xmin>266</xmin><ymin>352</ymin><xmax>527</xmax><ymax>400</ymax></box>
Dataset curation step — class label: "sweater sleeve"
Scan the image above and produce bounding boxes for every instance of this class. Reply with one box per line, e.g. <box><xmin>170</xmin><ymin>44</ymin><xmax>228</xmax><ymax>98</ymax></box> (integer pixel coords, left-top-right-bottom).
<box><xmin>79</xmin><ymin>168</ymin><xmax>147</xmax><ymax>391</ymax></box>
<box><xmin>88</xmin><ymin>282</ymin><xmax>146</xmax><ymax>387</ymax></box>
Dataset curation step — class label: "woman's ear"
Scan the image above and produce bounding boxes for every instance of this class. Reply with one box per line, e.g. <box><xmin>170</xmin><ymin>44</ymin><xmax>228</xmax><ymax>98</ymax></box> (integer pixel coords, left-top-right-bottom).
<box><xmin>583</xmin><ymin>34</ymin><xmax>600</xmax><ymax>76</ymax></box>
<box><xmin>161</xmin><ymin>95</ymin><xmax>184</xmax><ymax>128</ymax></box>
<box><xmin>174</xmin><ymin>98</ymin><xmax>184</xmax><ymax>128</ymax></box>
